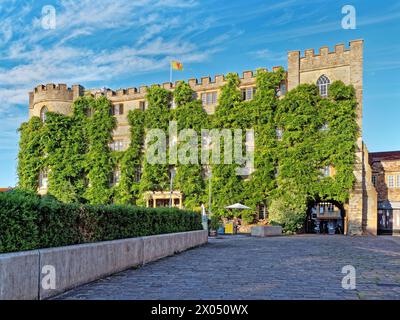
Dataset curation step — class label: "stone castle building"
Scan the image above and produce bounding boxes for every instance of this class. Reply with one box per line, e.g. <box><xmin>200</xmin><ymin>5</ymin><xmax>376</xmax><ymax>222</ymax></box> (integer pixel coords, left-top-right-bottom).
<box><xmin>27</xmin><ymin>39</ymin><xmax>400</xmax><ymax>236</ymax></box>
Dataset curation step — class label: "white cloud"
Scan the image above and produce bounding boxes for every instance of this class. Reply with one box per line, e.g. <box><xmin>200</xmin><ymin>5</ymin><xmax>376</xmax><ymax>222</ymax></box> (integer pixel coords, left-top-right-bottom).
<box><xmin>251</xmin><ymin>49</ymin><xmax>286</xmax><ymax>62</ymax></box>
<box><xmin>0</xmin><ymin>0</ymin><xmax>222</xmax><ymax>115</ymax></box>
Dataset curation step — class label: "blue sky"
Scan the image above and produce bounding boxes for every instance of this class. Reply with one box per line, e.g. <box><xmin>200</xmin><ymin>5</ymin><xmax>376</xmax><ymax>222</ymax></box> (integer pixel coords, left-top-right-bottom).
<box><xmin>0</xmin><ymin>0</ymin><xmax>399</xmax><ymax>187</ymax></box>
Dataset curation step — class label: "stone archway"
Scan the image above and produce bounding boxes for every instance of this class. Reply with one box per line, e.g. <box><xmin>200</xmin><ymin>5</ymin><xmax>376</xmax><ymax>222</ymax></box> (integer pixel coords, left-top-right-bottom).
<box><xmin>306</xmin><ymin>200</ymin><xmax>346</xmax><ymax>234</ymax></box>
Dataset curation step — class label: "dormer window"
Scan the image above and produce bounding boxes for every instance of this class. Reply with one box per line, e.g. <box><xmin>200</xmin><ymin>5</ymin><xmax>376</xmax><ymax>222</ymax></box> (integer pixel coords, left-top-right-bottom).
<box><xmin>317</xmin><ymin>75</ymin><xmax>330</xmax><ymax>97</ymax></box>
<box><xmin>40</xmin><ymin>106</ymin><xmax>48</xmax><ymax>122</ymax></box>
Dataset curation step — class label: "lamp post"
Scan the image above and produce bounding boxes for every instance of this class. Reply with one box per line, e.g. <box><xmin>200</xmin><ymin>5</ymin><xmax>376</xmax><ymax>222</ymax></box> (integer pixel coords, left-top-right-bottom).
<box><xmin>169</xmin><ymin>167</ymin><xmax>176</xmax><ymax>208</ymax></box>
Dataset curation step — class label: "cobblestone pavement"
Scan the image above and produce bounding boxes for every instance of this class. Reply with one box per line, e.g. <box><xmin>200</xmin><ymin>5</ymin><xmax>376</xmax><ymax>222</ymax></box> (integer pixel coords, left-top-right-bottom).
<box><xmin>57</xmin><ymin>235</ymin><xmax>400</xmax><ymax>300</ymax></box>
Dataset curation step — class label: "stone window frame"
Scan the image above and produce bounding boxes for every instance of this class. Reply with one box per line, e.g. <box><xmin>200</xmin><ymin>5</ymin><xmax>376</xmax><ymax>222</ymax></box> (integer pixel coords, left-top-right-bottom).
<box><xmin>388</xmin><ymin>175</ymin><xmax>395</xmax><ymax>188</ymax></box>
<box><xmin>40</xmin><ymin>106</ymin><xmax>48</xmax><ymax>122</ymax></box>
<box><xmin>321</xmin><ymin>165</ymin><xmax>331</xmax><ymax>177</ymax></box>
<box><xmin>134</xmin><ymin>166</ymin><xmax>142</xmax><ymax>183</ymax></box>
<box><xmin>111</xmin><ymin>103</ymin><xmax>124</xmax><ymax>116</ymax></box>
<box><xmin>111</xmin><ymin>168</ymin><xmax>121</xmax><ymax>186</ymax></box>
<box><xmin>201</xmin><ymin>91</ymin><xmax>218</xmax><ymax>105</ymax></box>
<box><xmin>39</xmin><ymin>169</ymin><xmax>48</xmax><ymax>189</ymax></box>
<box><xmin>109</xmin><ymin>140</ymin><xmax>126</xmax><ymax>152</ymax></box>
<box><xmin>241</xmin><ymin>86</ymin><xmax>256</xmax><ymax>101</ymax></box>
<box><xmin>139</xmin><ymin>100</ymin><xmax>147</xmax><ymax>111</ymax></box>
<box><xmin>317</xmin><ymin>75</ymin><xmax>330</xmax><ymax>97</ymax></box>
<box><xmin>276</xmin><ymin>128</ymin><xmax>283</xmax><ymax>141</ymax></box>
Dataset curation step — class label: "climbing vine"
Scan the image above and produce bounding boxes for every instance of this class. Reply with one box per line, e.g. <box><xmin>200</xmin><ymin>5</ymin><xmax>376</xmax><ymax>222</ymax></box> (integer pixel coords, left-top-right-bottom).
<box><xmin>113</xmin><ymin>109</ymin><xmax>145</xmax><ymax>204</ymax></box>
<box><xmin>173</xmin><ymin>82</ymin><xmax>209</xmax><ymax>211</ymax></box>
<box><xmin>84</xmin><ymin>96</ymin><xmax>116</xmax><ymax>204</ymax></box>
<box><xmin>17</xmin><ymin>117</ymin><xmax>44</xmax><ymax>192</ymax></box>
<box><xmin>17</xmin><ymin>70</ymin><xmax>358</xmax><ymax>232</ymax></box>
<box><xmin>137</xmin><ymin>86</ymin><xmax>172</xmax><ymax>205</ymax></box>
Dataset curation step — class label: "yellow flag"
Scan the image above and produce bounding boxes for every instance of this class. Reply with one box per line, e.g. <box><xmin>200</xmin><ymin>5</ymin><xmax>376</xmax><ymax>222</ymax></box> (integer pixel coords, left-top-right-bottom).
<box><xmin>171</xmin><ymin>60</ymin><xmax>183</xmax><ymax>71</ymax></box>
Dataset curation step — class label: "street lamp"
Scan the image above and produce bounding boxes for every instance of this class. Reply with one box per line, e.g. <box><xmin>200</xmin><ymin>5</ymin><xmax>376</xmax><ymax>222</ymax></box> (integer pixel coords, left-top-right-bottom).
<box><xmin>169</xmin><ymin>167</ymin><xmax>176</xmax><ymax>208</ymax></box>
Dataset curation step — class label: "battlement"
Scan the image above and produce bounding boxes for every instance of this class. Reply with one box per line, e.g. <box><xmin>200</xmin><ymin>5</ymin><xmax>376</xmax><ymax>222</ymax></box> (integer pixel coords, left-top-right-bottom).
<box><xmin>33</xmin><ymin>83</ymin><xmax>71</xmax><ymax>93</ymax></box>
<box><xmin>93</xmin><ymin>67</ymin><xmax>283</xmax><ymax>102</ymax></box>
<box><xmin>29</xmin><ymin>83</ymin><xmax>84</xmax><ymax>109</ymax></box>
<box><xmin>288</xmin><ymin>40</ymin><xmax>363</xmax><ymax>74</ymax></box>
<box><xmin>287</xmin><ymin>40</ymin><xmax>363</xmax><ymax>92</ymax></box>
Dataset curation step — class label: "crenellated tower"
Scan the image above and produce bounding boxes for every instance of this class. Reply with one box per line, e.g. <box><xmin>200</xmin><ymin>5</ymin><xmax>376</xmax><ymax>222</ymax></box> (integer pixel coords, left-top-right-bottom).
<box><xmin>287</xmin><ymin>39</ymin><xmax>377</xmax><ymax>235</ymax></box>
<box><xmin>29</xmin><ymin>83</ymin><xmax>84</xmax><ymax>118</ymax></box>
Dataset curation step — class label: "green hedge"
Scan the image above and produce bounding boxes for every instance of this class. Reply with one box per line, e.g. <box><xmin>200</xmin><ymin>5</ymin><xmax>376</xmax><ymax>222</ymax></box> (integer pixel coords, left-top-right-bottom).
<box><xmin>0</xmin><ymin>191</ymin><xmax>202</xmax><ymax>253</ymax></box>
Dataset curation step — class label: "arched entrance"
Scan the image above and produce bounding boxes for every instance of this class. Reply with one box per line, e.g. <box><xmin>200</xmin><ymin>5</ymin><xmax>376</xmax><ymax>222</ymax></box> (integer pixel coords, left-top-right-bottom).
<box><xmin>306</xmin><ymin>201</ymin><xmax>346</xmax><ymax>234</ymax></box>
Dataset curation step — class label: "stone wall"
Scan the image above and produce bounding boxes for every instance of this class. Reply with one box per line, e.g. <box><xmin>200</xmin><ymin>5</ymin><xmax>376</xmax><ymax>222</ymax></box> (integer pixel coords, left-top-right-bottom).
<box><xmin>371</xmin><ymin>157</ymin><xmax>400</xmax><ymax>203</ymax></box>
<box><xmin>362</xmin><ymin>144</ymin><xmax>378</xmax><ymax>235</ymax></box>
<box><xmin>0</xmin><ymin>230</ymin><xmax>208</xmax><ymax>300</ymax></box>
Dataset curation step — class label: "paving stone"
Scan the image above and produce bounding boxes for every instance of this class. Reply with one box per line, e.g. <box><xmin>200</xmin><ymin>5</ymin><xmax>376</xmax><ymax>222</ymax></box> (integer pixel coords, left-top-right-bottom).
<box><xmin>56</xmin><ymin>235</ymin><xmax>400</xmax><ymax>300</ymax></box>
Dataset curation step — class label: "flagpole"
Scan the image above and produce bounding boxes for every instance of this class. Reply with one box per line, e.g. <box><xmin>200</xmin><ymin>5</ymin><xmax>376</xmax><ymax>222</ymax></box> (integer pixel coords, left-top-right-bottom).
<box><xmin>169</xmin><ymin>62</ymin><xmax>172</xmax><ymax>83</ymax></box>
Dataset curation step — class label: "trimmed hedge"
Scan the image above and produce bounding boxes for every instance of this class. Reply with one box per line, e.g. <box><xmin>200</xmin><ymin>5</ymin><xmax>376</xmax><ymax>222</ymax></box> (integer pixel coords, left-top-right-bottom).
<box><xmin>0</xmin><ymin>190</ymin><xmax>202</xmax><ymax>253</ymax></box>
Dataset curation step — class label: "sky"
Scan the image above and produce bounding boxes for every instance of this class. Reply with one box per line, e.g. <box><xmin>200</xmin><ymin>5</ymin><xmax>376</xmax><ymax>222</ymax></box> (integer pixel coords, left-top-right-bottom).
<box><xmin>0</xmin><ymin>0</ymin><xmax>399</xmax><ymax>187</ymax></box>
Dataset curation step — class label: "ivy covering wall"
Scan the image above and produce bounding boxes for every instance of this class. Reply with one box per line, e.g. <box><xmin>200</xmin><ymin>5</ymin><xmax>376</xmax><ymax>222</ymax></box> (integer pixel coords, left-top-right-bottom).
<box><xmin>18</xmin><ymin>69</ymin><xmax>358</xmax><ymax>231</ymax></box>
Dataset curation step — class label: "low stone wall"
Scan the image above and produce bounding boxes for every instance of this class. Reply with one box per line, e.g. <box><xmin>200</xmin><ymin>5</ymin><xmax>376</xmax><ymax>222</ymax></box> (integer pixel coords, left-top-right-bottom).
<box><xmin>0</xmin><ymin>250</ymin><xmax>39</xmax><ymax>300</ymax></box>
<box><xmin>0</xmin><ymin>230</ymin><xmax>207</xmax><ymax>300</ymax></box>
<box><xmin>251</xmin><ymin>226</ymin><xmax>282</xmax><ymax>237</ymax></box>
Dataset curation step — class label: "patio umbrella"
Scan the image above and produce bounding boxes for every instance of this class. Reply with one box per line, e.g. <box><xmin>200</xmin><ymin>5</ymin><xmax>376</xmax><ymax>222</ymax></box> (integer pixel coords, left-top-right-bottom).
<box><xmin>225</xmin><ymin>203</ymin><xmax>251</xmax><ymax>210</ymax></box>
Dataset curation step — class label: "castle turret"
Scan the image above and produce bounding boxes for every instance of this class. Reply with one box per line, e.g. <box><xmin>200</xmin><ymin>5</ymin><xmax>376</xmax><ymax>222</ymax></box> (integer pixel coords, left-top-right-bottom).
<box><xmin>29</xmin><ymin>83</ymin><xmax>84</xmax><ymax>119</ymax></box>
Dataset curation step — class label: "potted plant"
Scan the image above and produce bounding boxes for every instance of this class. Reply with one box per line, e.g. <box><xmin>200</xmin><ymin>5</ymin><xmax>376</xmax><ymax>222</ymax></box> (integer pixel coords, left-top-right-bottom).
<box><xmin>209</xmin><ymin>215</ymin><xmax>222</xmax><ymax>237</ymax></box>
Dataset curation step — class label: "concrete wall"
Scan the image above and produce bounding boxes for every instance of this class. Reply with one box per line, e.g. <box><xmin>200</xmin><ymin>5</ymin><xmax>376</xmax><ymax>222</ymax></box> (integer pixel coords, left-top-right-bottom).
<box><xmin>0</xmin><ymin>230</ymin><xmax>207</xmax><ymax>300</ymax></box>
<box><xmin>251</xmin><ymin>226</ymin><xmax>282</xmax><ymax>237</ymax></box>
<box><xmin>0</xmin><ymin>251</ymin><xmax>39</xmax><ymax>300</ymax></box>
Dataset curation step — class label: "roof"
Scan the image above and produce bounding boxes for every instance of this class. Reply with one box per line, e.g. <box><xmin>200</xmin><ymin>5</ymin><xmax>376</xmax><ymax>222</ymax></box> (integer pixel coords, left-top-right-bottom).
<box><xmin>369</xmin><ymin>151</ymin><xmax>400</xmax><ymax>164</ymax></box>
<box><xmin>0</xmin><ymin>187</ymin><xmax>13</xmax><ymax>192</ymax></box>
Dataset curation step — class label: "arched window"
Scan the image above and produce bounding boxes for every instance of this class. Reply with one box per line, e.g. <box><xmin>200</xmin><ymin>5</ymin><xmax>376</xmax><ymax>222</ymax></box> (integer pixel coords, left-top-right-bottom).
<box><xmin>317</xmin><ymin>75</ymin><xmax>330</xmax><ymax>97</ymax></box>
<box><xmin>40</xmin><ymin>106</ymin><xmax>48</xmax><ymax>122</ymax></box>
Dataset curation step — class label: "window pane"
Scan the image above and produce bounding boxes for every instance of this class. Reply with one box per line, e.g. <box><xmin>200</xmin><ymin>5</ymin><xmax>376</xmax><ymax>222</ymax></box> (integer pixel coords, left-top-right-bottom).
<box><xmin>280</xmin><ymin>83</ymin><xmax>286</xmax><ymax>95</ymax></box>
<box><xmin>202</xmin><ymin>93</ymin><xmax>207</xmax><ymax>105</ymax></box>
<box><xmin>246</xmin><ymin>87</ymin><xmax>252</xmax><ymax>100</ymax></box>
<box><xmin>241</xmin><ymin>89</ymin><xmax>246</xmax><ymax>100</ymax></box>
<box><xmin>388</xmin><ymin>175</ymin><xmax>394</xmax><ymax>188</ymax></box>
<box><xmin>212</xmin><ymin>92</ymin><xmax>217</xmax><ymax>104</ymax></box>
<box><xmin>206</xmin><ymin>92</ymin><xmax>212</xmax><ymax>104</ymax></box>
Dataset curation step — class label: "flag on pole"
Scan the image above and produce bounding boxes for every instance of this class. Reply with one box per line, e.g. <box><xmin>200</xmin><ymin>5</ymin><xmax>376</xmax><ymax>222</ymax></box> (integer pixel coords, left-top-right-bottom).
<box><xmin>171</xmin><ymin>60</ymin><xmax>183</xmax><ymax>71</ymax></box>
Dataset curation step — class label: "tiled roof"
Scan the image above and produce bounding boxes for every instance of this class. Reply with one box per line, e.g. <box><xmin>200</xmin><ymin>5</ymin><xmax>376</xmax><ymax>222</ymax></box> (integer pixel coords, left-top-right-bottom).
<box><xmin>0</xmin><ymin>187</ymin><xmax>13</xmax><ymax>192</ymax></box>
<box><xmin>369</xmin><ymin>151</ymin><xmax>400</xmax><ymax>164</ymax></box>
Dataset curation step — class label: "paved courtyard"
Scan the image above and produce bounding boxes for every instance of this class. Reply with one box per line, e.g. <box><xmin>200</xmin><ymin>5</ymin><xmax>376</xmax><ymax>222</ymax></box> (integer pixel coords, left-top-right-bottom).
<box><xmin>57</xmin><ymin>235</ymin><xmax>400</xmax><ymax>300</ymax></box>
